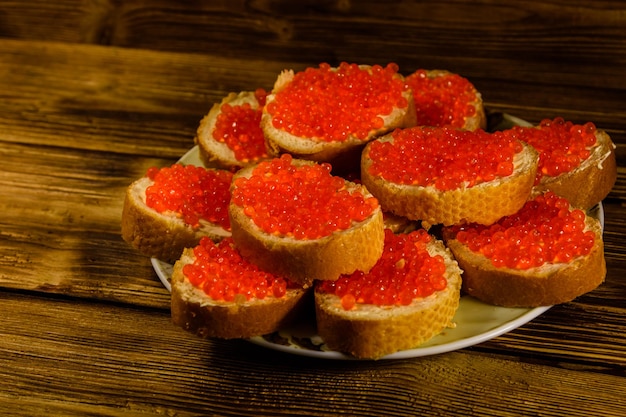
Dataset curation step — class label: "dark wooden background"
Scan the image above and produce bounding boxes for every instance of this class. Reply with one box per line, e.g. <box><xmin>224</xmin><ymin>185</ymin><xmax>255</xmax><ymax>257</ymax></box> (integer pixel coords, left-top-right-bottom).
<box><xmin>3</xmin><ymin>0</ymin><xmax>624</xmax><ymax>123</ymax></box>
<box><xmin>1</xmin><ymin>1</ymin><xmax>625</xmax><ymax>416</ymax></box>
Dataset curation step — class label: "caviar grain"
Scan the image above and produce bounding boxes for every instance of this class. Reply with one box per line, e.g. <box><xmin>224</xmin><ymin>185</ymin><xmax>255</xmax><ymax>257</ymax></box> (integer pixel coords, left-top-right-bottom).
<box><xmin>319</xmin><ymin>229</ymin><xmax>448</xmax><ymax>309</ymax></box>
<box><xmin>145</xmin><ymin>164</ymin><xmax>232</xmax><ymax>230</ymax></box>
<box><xmin>212</xmin><ymin>89</ymin><xmax>268</xmax><ymax>162</ymax></box>
<box><xmin>231</xmin><ymin>154</ymin><xmax>379</xmax><ymax>239</ymax></box>
<box><xmin>405</xmin><ymin>70</ymin><xmax>479</xmax><ymax>128</ymax></box>
<box><xmin>183</xmin><ymin>237</ymin><xmax>292</xmax><ymax>302</ymax></box>
<box><xmin>367</xmin><ymin>127</ymin><xmax>523</xmax><ymax>190</ymax></box>
<box><xmin>267</xmin><ymin>62</ymin><xmax>408</xmax><ymax>142</ymax></box>
<box><xmin>451</xmin><ymin>192</ymin><xmax>594</xmax><ymax>269</ymax></box>
<box><xmin>506</xmin><ymin>117</ymin><xmax>598</xmax><ymax>183</ymax></box>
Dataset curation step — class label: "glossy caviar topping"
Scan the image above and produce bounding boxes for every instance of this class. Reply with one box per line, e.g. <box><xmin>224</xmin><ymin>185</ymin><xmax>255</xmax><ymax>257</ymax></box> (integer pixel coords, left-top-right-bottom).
<box><xmin>367</xmin><ymin>127</ymin><xmax>523</xmax><ymax>191</ymax></box>
<box><xmin>183</xmin><ymin>237</ymin><xmax>294</xmax><ymax>302</ymax></box>
<box><xmin>212</xmin><ymin>89</ymin><xmax>269</xmax><ymax>163</ymax></box>
<box><xmin>405</xmin><ymin>70</ymin><xmax>479</xmax><ymax>128</ymax></box>
<box><xmin>506</xmin><ymin>117</ymin><xmax>598</xmax><ymax>183</ymax></box>
<box><xmin>319</xmin><ymin>229</ymin><xmax>448</xmax><ymax>310</ymax></box>
<box><xmin>231</xmin><ymin>154</ymin><xmax>379</xmax><ymax>239</ymax></box>
<box><xmin>145</xmin><ymin>164</ymin><xmax>232</xmax><ymax>230</ymax></box>
<box><xmin>266</xmin><ymin>62</ymin><xmax>409</xmax><ymax>142</ymax></box>
<box><xmin>451</xmin><ymin>192</ymin><xmax>595</xmax><ymax>269</ymax></box>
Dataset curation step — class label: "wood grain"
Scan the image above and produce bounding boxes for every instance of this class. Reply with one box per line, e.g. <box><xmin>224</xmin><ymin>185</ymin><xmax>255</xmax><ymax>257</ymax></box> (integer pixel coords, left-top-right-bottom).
<box><xmin>1</xmin><ymin>1</ymin><xmax>625</xmax><ymax>123</ymax></box>
<box><xmin>1</xmin><ymin>0</ymin><xmax>625</xmax><ymax>414</ymax></box>
<box><xmin>0</xmin><ymin>39</ymin><xmax>296</xmax><ymax>159</ymax></box>
<box><xmin>0</xmin><ymin>38</ymin><xmax>623</xmax><ymax>161</ymax></box>
<box><xmin>0</xmin><ymin>140</ymin><xmax>170</xmax><ymax>307</ymax></box>
<box><xmin>1</xmin><ymin>292</ymin><xmax>624</xmax><ymax>417</ymax></box>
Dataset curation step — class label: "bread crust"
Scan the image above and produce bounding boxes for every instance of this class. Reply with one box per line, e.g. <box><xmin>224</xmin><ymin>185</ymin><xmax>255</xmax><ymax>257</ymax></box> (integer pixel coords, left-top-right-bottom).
<box><xmin>314</xmin><ymin>238</ymin><xmax>462</xmax><ymax>359</ymax></box>
<box><xmin>171</xmin><ymin>248</ymin><xmax>311</xmax><ymax>339</ymax></box>
<box><xmin>121</xmin><ymin>176</ymin><xmax>230</xmax><ymax>264</ymax></box>
<box><xmin>261</xmin><ymin>66</ymin><xmax>417</xmax><ymax>170</ymax></box>
<box><xmin>361</xmin><ymin>137</ymin><xmax>539</xmax><ymax>227</ymax></box>
<box><xmin>443</xmin><ymin>216</ymin><xmax>606</xmax><ymax>307</ymax></box>
<box><xmin>195</xmin><ymin>91</ymin><xmax>267</xmax><ymax>170</ymax></box>
<box><xmin>228</xmin><ymin>160</ymin><xmax>385</xmax><ymax>287</ymax></box>
<box><xmin>532</xmin><ymin>129</ymin><xmax>617</xmax><ymax>209</ymax></box>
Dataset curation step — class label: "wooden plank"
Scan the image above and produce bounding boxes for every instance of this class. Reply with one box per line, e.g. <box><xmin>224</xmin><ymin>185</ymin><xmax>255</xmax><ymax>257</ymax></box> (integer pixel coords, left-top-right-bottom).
<box><xmin>4</xmin><ymin>1</ymin><xmax>625</xmax><ymax>70</ymax></box>
<box><xmin>0</xmin><ymin>292</ymin><xmax>624</xmax><ymax>416</ymax></box>
<box><xmin>0</xmin><ymin>38</ymin><xmax>623</xmax><ymax>163</ymax></box>
<box><xmin>1</xmin><ymin>0</ymin><xmax>625</xmax><ymax>121</ymax></box>
<box><xmin>1</xmin><ymin>34</ymin><xmax>625</xmax><ymax>132</ymax></box>
<box><xmin>0</xmin><ymin>39</ymin><xmax>298</xmax><ymax>158</ymax></box>
<box><xmin>478</xmin><ymin>297</ymin><xmax>626</xmax><ymax>367</ymax></box>
<box><xmin>0</xmin><ymin>141</ymin><xmax>171</xmax><ymax>308</ymax></box>
<box><xmin>0</xmin><ymin>3</ymin><xmax>623</xmax><ymax>413</ymax></box>
<box><xmin>0</xmin><ymin>0</ymin><xmax>110</xmax><ymax>43</ymax></box>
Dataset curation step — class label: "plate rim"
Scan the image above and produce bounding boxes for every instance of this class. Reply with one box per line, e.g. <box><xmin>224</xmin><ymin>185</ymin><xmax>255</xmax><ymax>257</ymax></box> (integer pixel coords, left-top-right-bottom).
<box><xmin>247</xmin><ymin>304</ymin><xmax>552</xmax><ymax>360</ymax></box>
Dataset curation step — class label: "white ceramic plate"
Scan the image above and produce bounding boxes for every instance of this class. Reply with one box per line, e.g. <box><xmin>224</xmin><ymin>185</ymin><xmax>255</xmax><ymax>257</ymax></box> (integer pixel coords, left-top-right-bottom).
<box><xmin>152</xmin><ymin>113</ymin><xmax>604</xmax><ymax>360</ymax></box>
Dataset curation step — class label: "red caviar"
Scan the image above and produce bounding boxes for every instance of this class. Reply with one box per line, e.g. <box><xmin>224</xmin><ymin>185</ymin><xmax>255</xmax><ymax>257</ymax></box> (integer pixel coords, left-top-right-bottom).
<box><xmin>505</xmin><ymin>117</ymin><xmax>598</xmax><ymax>184</ymax></box>
<box><xmin>231</xmin><ymin>154</ymin><xmax>379</xmax><ymax>239</ymax></box>
<box><xmin>319</xmin><ymin>229</ymin><xmax>448</xmax><ymax>310</ymax></box>
<box><xmin>212</xmin><ymin>89</ymin><xmax>269</xmax><ymax>163</ymax></box>
<box><xmin>266</xmin><ymin>62</ymin><xmax>409</xmax><ymax>142</ymax></box>
<box><xmin>405</xmin><ymin>70</ymin><xmax>479</xmax><ymax>128</ymax></box>
<box><xmin>183</xmin><ymin>237</ymin><xmax>293</xmax><ymax>301</ymax></box>
<box><xmin>367</xmin><ymin>127</ymin><xmax>523</xmax><ymax>191</ymax></box>
<box><xmin>451</xmin><ymin>192</ymin><xmax>595</xmax><ymax>269</ymax></box>
<box><xmin>145</xmin><ymin>164</ymin><xmax>232</xmax><ymax>230</ymax></box>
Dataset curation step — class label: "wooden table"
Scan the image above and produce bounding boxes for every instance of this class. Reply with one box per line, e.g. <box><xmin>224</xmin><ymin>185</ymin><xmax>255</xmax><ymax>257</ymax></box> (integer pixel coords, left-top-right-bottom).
<box><xmin>1</xmin><ymin>1</ymin><xmax>625</xmax><ymax>415</ymax></box>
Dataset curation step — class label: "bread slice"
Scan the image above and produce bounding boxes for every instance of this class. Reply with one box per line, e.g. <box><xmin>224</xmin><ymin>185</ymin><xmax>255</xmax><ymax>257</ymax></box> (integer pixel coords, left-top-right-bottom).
<box><xmin>442</xmin><ymin>196</ymin><xmax>606</xmax><ymax>307</ymax></box>
<box><xmin>360</xmin><ymin>128</ymin><xmax>539</xmax><ymax>228</ymax></box>
<box><xmin>405</xmin><ymin>69</ymin><xmax>486</xmax><ymax>131</ymax></box>
<box><xmin>121</xmin><ymin>170</ymin><xmax>232</xmax><ymax>264</ymax></box>
<box><xmin>171</xmin><ymin>242</ymin><xmax>310</xmax><ymax>339</ymax></box>
<box><xmin>195</xmin><ymin>90</ymin><xmax>268</xmax><ymax>170</ymax></box>
<box><xmin>531</xmin><ymin>128</ymin><xmax>617</xmax><ymax>210</ymax></box>
<box><xmin>314</xmin><ymin>230</ymin><xmax>462</xmax><ymax>359</ymax></box>
<box><xmin>261</xmin><ymin>64</ymin><xmax>417</xmax><ymax>169</ymax></box>
<box><xmin>228</xmin><ymin>157</ymin><xmax>385</xmax><ymax>287</ymax></box>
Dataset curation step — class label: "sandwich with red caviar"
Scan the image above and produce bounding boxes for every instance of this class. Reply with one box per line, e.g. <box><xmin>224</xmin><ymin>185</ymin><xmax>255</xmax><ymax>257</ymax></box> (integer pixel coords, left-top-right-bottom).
<box><xmin>261</xmin><ymin>62</ymin><xmax>416</xmax><ymax>169</ymax></box>
<box><xmin>228</xmin><ymin>154</ymin><xmax>385</xmax><ymax>287</ymax></box>
<box><xmin>443</xmin><ymin>192</ymin><xmax>606</xmax><ymax>307</ymax></box>
<box><xmin>315</xmin><ymin>228</ymin><xmax>462</xmax><ymax>359</ymax></box>
<box><xmin>171</xmin><ymin>237</ymin><xmax>310</xmax><ymax>339</ymax></box>
<box><xmin>405</xmin><ymin>69</ymin><xmax>486</xmax><ymax>131</ymax></box>
<box><xmin>195</xmin><ymin>89</ymin><xmax>270</xmax><ymax>170</ymax></box>
<box><xmin>121</xmin><ymin>164</ymin><xmax>232</xmax><ymax>264</ymax></box>
<box><xmin>505</xmin><ymin>117</ymin><xmax>617</xmax><ymax>209</ymax></box>
<box><xmin>360</xmin><ymin>126</ymin><xmax>539</xmax><ymax>228</ymax></box>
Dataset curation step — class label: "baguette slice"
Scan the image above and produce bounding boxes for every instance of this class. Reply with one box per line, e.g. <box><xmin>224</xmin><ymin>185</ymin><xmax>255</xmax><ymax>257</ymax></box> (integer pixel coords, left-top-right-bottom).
<box><xmin>195</xmin><ymin>90</ymin><xmax>269</xmax><ymax>170</ymax></box>
<box><xmin>361</xmin><ymin>127</ymin><xmax>539</xmax><ymax>228</ymax></box>
<box><xmin>523</xmin><ymin>121</ymin><xmax>617</xmax><ymax>210</ymax></box>
<box><xmin>171</xmin><ymin>239</ymin><xmax>310</xmax><ymax>339</ymax></box>
<box><xmin>405</xmin><ymin>69</ymin><xmax>486</xmax><ymax>131</ymax></box>
<box><xmin>121</xmin><ymin>166</ymin><xmax>232</xmax><ymax>264</ymax></box>
<box><xmin>261</xmin><ymin>63</ymin><xmax>416</xmax><ymax>169</ymax></box>
<box><xmin>442</xmin><ymin>193</ymin><xmax>606</xmax><ymax>307</ymax></box>
<box><xmin>229</xmin><ymin>156</ymin><xmax>385</xmax><ymax>287</ymax></box>
<box><xmin>315</xmin><ymin>229</ymin><xmax>462</xmax><ymax>359</ymax></box>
